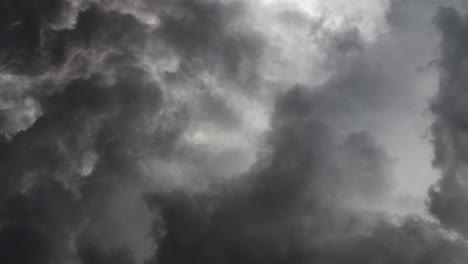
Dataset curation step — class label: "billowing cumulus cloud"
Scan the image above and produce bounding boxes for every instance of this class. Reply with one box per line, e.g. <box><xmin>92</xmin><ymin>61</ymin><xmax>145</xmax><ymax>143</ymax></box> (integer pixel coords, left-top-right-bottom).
<box><xmin>0</xmin><ymin>0</ymin><xmax>467</xmax><ymax>264</ymax></box>
<box><xmin>146</xmin><ymin>86</ymin><xmax>468</xmax><ymax>264</ymax></box>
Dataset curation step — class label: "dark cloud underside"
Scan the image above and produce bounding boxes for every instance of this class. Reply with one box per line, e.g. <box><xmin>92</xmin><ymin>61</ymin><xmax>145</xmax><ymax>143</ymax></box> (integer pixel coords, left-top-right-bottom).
<box><xmin>0</xmin><ymin>1</ymin><xmax>466</xmax><ymax>264</ymax></box>
<box><xmin>429</xmin><ymin>6</ymin><xmax>468</xmax><ymax>237</ymax></box>
<box><xmin>146</xmin><ymin>86</ymin><xmax>468</xmax><ymax>264</ymax></box>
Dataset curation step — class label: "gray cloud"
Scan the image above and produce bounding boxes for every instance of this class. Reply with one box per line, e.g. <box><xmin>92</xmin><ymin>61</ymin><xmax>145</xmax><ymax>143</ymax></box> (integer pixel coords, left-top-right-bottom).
<box><xmin>0</xmin><ymin>0</ymin><xmax>467</xmax><ymax>264</ymax></box>
<box><xmin>0</xmin><ymin>1</ymin><xmax>264</xmax><ymax>263</ymax></box>
<box><xmin>429</xmin><ymin>6</ymin><xmax>468</xmax><ymax>237</ymax></box>
<box><xmin>147</xmin><ymin>86</ymin><xmax>468</xmax><ymax>264</ymax></box>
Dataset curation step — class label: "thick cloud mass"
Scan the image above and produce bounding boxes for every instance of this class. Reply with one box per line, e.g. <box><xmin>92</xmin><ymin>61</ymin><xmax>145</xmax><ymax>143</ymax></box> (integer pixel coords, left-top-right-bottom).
<box><xmin>0</xmin><ymin>0</ymin><xmax>467</xmax><ymax>264</ymax></box>
<box><xmin>429</xmin><ymin>6</ymin><xmax>468</xmax><ymax>237</ymax></box>
<box><xmin>146</xmin><ymin>87</ymin><xmax>468</xmax><ymax>264</ymax></box>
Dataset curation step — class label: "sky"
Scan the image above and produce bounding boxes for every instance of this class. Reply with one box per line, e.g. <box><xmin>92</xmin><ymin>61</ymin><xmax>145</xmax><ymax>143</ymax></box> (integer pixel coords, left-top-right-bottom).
<box><xmin>2</xmin><ymin>0</ymin><xmax>468</xmax><ymax>263</ymax></box>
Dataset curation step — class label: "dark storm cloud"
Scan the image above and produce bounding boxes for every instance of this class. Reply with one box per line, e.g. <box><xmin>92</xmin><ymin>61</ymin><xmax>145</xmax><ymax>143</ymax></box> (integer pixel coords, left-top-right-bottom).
<box><xmin>147</xmin><ymin>86</ymin><xmax>468</xmax><ymax>264</ymax></box>
<box><xmin>0</xmin><ymin>3</ymin><xmax>167</xmax><ymax>263</ymax></box>
<box><xmin>0</xmin><ymin>180</ymin><xmax>83</xmax><ymax>264</ymax></box>
<box><xmin>0</xmin><ymin>0</ymin><xmax>264</xmax><ymax>139</ymax></box>
<box><xmin>0</xmin><ymin>0</ymin><xmax>147</xmax><ymax>74</ymax></box>
<box><xmin>0</xmin><ymin>2</ymin><xmax>153</xmax><ymax>139</ymax></box>
<box><xmin>1</xmin><ymin>0</ymin><xmax>468</xmax><ymax>264</ymax></box>
<box><xmin>429</xmin><ymin>6</ymin><xmax>468</xmax><ymax>237</ymax></box>
<box><xmin>0</xmin><ymin>0</ymin><xmax>70</xmax><ymax>74</ymax></box>
<box><xmin>0</xmin><ymin>65</ymin><xmax>165</xmax><ymax>263</ymax></box>
<box><xmin>78</xmin><ymin>244</ymin><xmax>136</xmax><ymax>264</ymax></box>
<box><xmin>153</xmin><ymin>0</ymin><xmax>265</xmax><ymax>86</ymax></box>
<box><xmin>0</xmin><ymin>0</ymin><xmax>265</xmax><ymax>263</ymax></box>
<box><xmin>142</xmin><ymin>3</ymin><xmax>468</xmax><ymax>262</ymax></box>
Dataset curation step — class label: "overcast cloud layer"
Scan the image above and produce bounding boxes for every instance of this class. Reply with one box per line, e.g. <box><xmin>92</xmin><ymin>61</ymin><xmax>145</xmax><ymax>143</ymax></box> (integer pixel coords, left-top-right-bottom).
<box><xmin>1</xmin><ymin>0</ymin><xmax>468</xmax><ymax>263</ymax></box>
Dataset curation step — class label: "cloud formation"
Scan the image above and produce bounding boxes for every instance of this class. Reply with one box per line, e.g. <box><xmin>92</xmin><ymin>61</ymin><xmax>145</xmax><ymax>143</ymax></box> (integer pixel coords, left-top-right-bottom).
<box><xmin>147</xmin><ymin>86</ymin><xmax>468</xmax><ymax>264</ymax></box>
<box><xmin>0</xmin><ymin>0</ymin><xmax>467</xmax><ymax>264</ymax></box>
<box><xmin>429</xmin><ymin>6</ymin><xmax>468</xmax><ymax>238</ymax></box>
